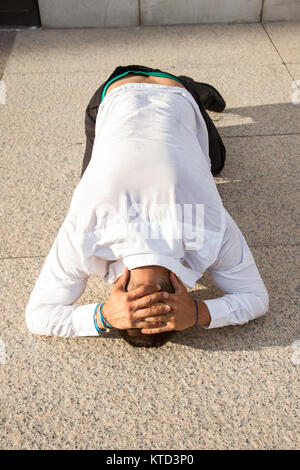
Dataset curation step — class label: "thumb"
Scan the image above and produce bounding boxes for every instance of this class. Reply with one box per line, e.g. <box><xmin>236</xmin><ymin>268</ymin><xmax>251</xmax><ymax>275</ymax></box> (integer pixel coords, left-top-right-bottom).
<box><xmin>170</xmin><ymin>272</ymin><xmax>185</xmax><ymax>293</ymax></box>
<box><xmin>114</xmin><ymin>266</ymin><xmax>130</xmax><ymax>292</ymax></box>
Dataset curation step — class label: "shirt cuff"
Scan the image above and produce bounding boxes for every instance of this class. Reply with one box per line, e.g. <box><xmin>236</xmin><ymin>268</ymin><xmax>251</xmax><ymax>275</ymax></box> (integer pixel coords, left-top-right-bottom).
<box><xmin>202</xmin><ymin>298</ymin><xmax>232</xmax><ymax>329</ymax></box>
<box><xmin>72</xmin><ymin>304</ymin><xmax>110</xmax><ymax>336</ymax></box>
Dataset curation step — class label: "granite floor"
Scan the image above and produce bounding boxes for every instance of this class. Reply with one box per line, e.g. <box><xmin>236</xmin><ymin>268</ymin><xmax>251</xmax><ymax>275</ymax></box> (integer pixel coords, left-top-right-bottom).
<box><xmin>0</xmin><ymin>23</ymin><xmax>299</xmax><ymax>450</ymax></box>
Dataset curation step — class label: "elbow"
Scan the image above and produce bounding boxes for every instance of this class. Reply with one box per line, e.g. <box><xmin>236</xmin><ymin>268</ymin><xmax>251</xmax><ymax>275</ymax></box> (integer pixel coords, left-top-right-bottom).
<box><xmin>256</xmin><ymin>284</ymin><xmax>270</xmax><ymax>319</ymax></box>
<box><xmin>25</xmin><ymin>318</ymin><xmax>42</xmax><ymax>336</ymax></box>
<box><xmin>25</xmin><ymin>303</ymin><xmax>49</xmax><ymax>336</ymax></box>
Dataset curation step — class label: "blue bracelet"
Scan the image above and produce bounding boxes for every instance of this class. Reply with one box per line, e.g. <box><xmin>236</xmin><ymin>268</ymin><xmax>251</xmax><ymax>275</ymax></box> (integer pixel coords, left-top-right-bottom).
<box><xmin>100</xmin><ymin>302</ymin><xmax>113</xmax><ymax>329</ymax></box>
<box><xmin>94</xmin><ymin>303</ymin><xmax>108</xmax><ymax>332</ymax></box>
<box><xmin>194</xmin><ymin>300</ymin><xmax>198</xmax><ymax>327</ymax></box>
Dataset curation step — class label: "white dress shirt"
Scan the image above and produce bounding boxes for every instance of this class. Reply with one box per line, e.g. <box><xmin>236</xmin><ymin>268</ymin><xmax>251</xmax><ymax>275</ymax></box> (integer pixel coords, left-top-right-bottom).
<box><xmin>25</xmin><ymin>83</ymin><xmax>269</xmax><ymax>337</ymax></box>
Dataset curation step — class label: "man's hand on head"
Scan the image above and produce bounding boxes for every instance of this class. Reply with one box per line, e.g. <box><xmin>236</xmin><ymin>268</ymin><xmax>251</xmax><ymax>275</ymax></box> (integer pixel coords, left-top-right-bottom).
<box><xmin>102</xmin><ymin>267</ymin><xmax>172</xmax><ymax>330</ymax></box>
<box><xmin>141</xmin><ymin>272</ymin><xmax>211</xmax><ymax>334</ymax></box>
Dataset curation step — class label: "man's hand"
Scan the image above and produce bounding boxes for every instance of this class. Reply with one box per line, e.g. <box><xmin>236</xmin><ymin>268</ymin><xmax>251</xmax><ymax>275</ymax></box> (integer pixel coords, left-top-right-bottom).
<box><xmin>102</xmin><ymin>267</ymin><xmax>171</xmax><ymax>330</ymax></box>
<box><xmin>141</xmin><ymin>272</ymin><xmax>211</xmax><ymax>334</ymax></box>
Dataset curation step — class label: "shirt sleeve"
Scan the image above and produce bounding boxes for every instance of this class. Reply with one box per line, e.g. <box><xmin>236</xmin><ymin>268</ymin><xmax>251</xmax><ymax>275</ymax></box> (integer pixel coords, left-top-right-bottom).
<box><xmin>202</xmin><ymin>208</ymin><xmax>269</xmax><ymax>329</ymax></box>
<box><xmin>25</xmin><ymin>221</ymin><xmax>109</xmax><ymax>337</ymax></box>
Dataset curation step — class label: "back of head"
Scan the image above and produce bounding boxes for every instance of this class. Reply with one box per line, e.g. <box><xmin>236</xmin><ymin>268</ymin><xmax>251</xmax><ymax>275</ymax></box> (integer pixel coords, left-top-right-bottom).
<box><xmin>118</xmin><ymin>269</ymin><xmax>177</xmax><ymax>348</ymax></box>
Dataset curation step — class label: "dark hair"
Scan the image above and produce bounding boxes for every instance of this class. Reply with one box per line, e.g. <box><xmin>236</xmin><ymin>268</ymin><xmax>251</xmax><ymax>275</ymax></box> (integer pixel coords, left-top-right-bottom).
<box><xmin>118</xmin><ymin>274</ymin><xmax>177</xmax><ymax>348</ymax></box>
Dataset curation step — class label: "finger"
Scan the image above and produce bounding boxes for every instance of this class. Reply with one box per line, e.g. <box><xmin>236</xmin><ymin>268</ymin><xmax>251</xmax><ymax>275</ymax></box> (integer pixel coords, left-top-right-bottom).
<box><xmin>170</xmin><ymin>272</ymin><xmax>185</xmax><ymax>294</ymax></box>
<box><xmin>141</xmin><ymin>324</ymin><xmax>173</xmax><ymax>334</ymax></box>
<box><xmin>144</xmin><ymin>314</ymin><xmax>172</xmax><ymax>323</ymax></box>
<box><xmin>114</xmin><ymin>266</ymin><xmax>130</xmax><ymax>291</ymax></box>
<box><xmin>133</xmin><ymin>291</ymin><xmax>170</xmax><ymax>310</ymax></box>
<box><xmin>127</xmin><ymin>283</ymin><xmax>161</xmax><ymax>301</ymax></box>
<box><xmin>135</xmin><ymin>303</ymin><xmax>171</xmax><ymax>320</ymax></box>
<box><xmin>135</xmin><ymin>320</ymin><xmax>168</xmax><ymax>329</ymax></box>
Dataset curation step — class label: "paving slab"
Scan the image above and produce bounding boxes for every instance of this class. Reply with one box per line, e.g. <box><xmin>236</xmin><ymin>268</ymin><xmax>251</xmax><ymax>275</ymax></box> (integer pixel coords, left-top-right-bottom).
<box><xmin>221</xmin><ymin>134</ymin><xmax>300</xmax><ymax>179</ymax></box>
<box><xmin>218</xmin><ymin>173</ymin><xmax>299</xmax><ymax>246</ymax></box>
<box><xmin>4</xmin><ymin>24</ymin><xmax>281</xmax><ymax>75</ymax></box>
<box><xmin>0</xmin><ymin>142</ymin><xmax>83</xmax><ymax>257</ymax></box>
<box><xmin>0</xmin><ymin>244</ymin><xmax>299</xmax><ymax>450</ymax></box>
<box><xmin>264</xmin><ymin>22</ymin><xmax>300</xmax><ymax>64</ymax></box>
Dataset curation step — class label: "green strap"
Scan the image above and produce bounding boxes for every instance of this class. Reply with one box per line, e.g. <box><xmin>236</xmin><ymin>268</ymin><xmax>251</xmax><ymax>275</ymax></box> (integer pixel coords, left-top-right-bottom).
<box><xmin>100</xmin><ymin>70</ymin><xmax>184</xmax><ymax>104</ymax></box>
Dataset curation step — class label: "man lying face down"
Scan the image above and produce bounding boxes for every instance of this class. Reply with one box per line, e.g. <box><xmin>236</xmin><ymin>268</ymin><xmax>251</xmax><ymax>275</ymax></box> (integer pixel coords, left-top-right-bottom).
<box><xmin>25</xmin><ymin>65</ymin><xmax>269</xmax><ymax>347</ymax></box>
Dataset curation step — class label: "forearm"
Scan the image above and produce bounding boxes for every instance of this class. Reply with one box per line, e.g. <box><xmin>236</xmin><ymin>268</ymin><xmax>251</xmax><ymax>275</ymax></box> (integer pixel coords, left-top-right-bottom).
<box><xmin>202</xmin><ymin>289</ymin><xmax>269</xmax><ymax>329</ymax></box>
<box><xmin>25</xmin><ymin>300</ymin><xmax>101</xmax><ymax>337</ymax></box>
<box><xmin>25</xmin><ymin>277</ymin><xmax>108</xmax><ymax>337</ymax></box>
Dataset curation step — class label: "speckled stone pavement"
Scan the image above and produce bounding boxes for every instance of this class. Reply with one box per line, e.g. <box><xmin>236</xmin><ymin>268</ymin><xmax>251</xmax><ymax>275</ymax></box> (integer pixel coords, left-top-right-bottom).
<box><xmin>0</xmin><ymin>23</ymin><xmax>299</xmax><ymax>450</ymax></box>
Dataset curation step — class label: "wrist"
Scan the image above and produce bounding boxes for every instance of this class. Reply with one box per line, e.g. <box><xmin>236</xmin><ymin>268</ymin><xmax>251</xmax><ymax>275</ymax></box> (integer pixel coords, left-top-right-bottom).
<box><xmin>100</xmin><ymin>302</ymin><xmax>114</xmax><ymax>329</ymax></box>
<box><xmin>194</xmin><ymin>300</ymin><xmax>211</xmax><ymax>327</ymax></box>
<box><xmin>96</xmin><ymin>304</ymin><xmax>107</xmax><ymax>330</ymax></box>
